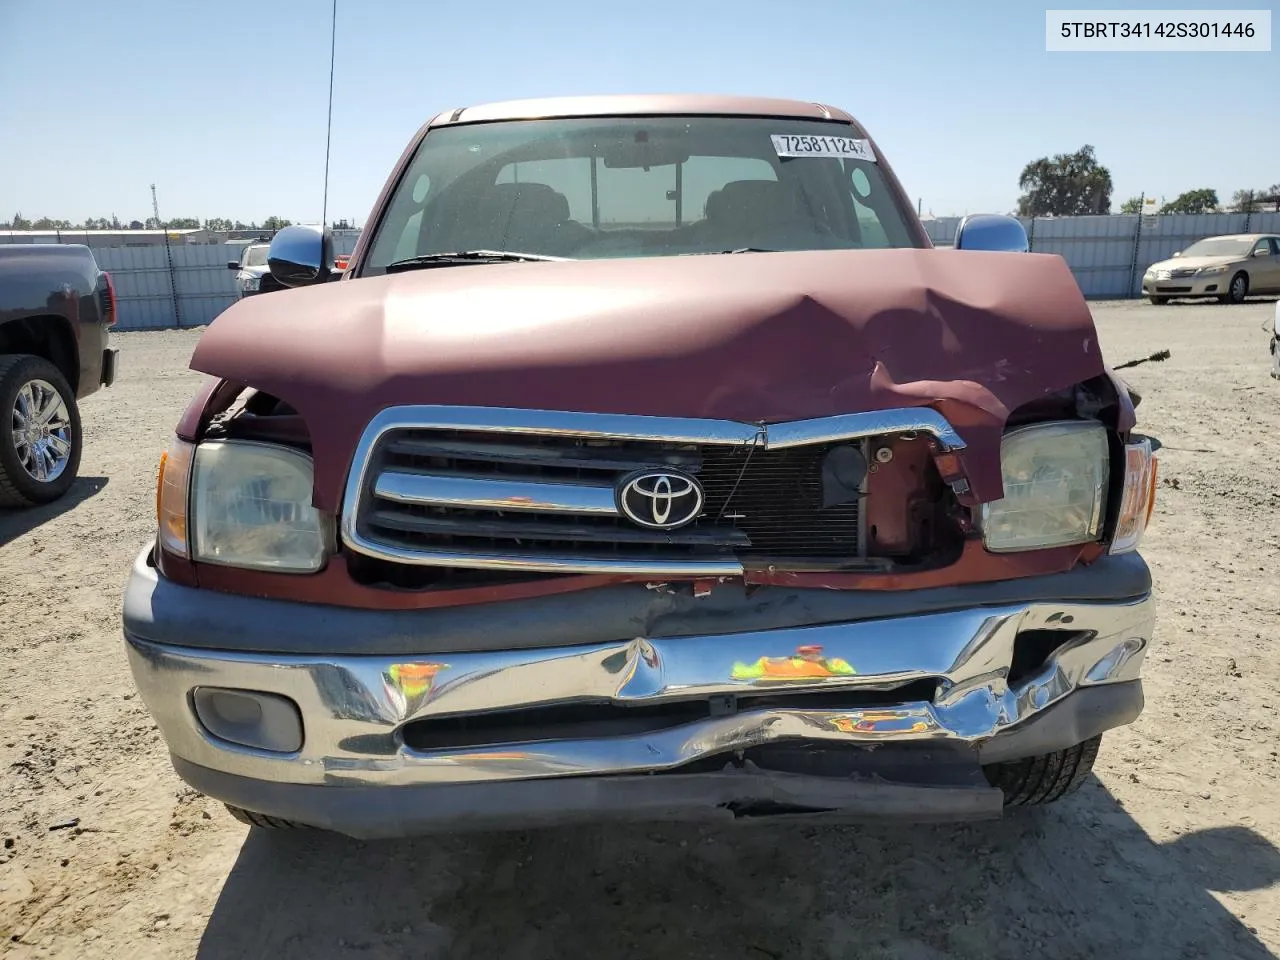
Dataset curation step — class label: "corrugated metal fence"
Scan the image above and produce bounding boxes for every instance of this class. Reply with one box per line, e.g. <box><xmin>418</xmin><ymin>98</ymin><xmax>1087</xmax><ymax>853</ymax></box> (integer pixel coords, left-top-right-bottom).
<box><xmin>924</xmin><ymin>211</ymin><xmax>1280</xmax><ymax>298</ymax></box>
<box><xmin>24</xmin><ymin>214</ymin><xmax>1280</xmax><ymax>330</ymax></box>
<box><xmin>97</xmin><ymin>232</ymin><xmax>362</xmax><ymax>330</ymax></box>
<box><xmin>99</xmin><ymin>244</ymin><xmax>237</xmax><ymax>329</ymax></box>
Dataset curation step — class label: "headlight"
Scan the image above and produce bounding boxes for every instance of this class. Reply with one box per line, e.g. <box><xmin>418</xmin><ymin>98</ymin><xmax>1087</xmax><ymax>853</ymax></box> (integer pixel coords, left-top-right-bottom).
<box><xmin>184</xmin><ymin>440</ymin><xmax>330</xmax><ymax>572</ymax></box>
<box><xmin>980</xmin><ymin>421</ymin><xmax>1108</xmax><ymax>553</ymax></box>
<box><xmin>242</xmin><ymin>276</ymin><xmax>261</xmax><ymax>291</ymax></box>
<box><xmin>1197</xmin><ymin>264</ymin><xmax>1228</xmax><ymax>276</ymax></box>
<box><xmin>1143</xmin><ymin>269</ymin><xmax>1155</xmax><ymax>279</ymax></box>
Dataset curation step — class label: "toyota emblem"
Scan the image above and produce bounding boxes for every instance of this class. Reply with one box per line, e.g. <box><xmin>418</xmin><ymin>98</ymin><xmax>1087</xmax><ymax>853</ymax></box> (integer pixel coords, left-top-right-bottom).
<box><xmin>616</xmin><ymin>469</ymin><xmax>704</xmax><ymax>530</ymax></box>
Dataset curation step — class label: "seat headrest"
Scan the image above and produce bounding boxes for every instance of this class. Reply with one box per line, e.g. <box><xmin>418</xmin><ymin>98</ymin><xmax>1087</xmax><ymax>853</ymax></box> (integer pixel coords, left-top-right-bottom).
<box><xmin>704</xmin><ymin>179</ymin><xmax>795</xmax><ymax>225</ymax></box>
<box><xmin>488</xmin><ymin>182</ymin><xmax>571</xmax><ymax>224</ymax></box>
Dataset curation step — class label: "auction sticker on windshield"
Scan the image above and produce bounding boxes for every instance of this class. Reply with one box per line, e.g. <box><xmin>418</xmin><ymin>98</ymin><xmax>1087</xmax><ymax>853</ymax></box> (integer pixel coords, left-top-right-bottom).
<box><xmin>771</xmin><ymin>135</ymin><xmax>876</xmax><ymax>161</ymax></box>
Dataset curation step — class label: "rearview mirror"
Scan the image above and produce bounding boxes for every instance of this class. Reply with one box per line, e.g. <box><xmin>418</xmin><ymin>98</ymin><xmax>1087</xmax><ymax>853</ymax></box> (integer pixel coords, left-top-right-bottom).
<box><xmin>267</xmin><ymin>225</ymin><xmax>334</xmax><ymax>287</ymax></box>
<box><xmin>952</xmin><ymin>214</ymin><xmax>1029</xmax><ymax>253</ymax></box>
<box><xmin>600</xmin><ymin>132</ymin><xmax>690</xmax><ymax>169</ymax></box>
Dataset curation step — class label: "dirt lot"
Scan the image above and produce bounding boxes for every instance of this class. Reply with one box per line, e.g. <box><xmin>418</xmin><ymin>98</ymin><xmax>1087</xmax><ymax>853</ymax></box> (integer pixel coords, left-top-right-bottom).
<box><xmin>1</xmin><ymin>299</ymin><xmax>1279</xmax><ymax>959</ymax></box>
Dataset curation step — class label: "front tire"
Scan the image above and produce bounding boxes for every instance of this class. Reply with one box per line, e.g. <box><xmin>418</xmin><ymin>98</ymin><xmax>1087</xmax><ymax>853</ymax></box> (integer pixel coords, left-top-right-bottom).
<box><xmin>984</xmin><ymin>735</ymin><xmax>1101</xmax><ymax>806</ymax></box>
<box><xmin>1220</xmin><ymin>272</ymin><xmax>1249</xmax><ymax>304</ymax></box>
<box><xmin>0</xmin><ymin>355</ymin><xmax>82</xmax><ymax>507</ymax></box>
<box><xmin>1148</xmin><ymin>295</ymin><xmax>1168</xmax><ymax>305</ymax></box>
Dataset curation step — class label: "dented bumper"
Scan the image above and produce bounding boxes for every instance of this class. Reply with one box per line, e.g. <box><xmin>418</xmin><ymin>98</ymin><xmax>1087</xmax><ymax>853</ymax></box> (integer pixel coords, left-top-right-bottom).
<box><xmin>123</xmin><ymin>546</ymin><xmax>1153</xmax><ymax>836</ymax></box>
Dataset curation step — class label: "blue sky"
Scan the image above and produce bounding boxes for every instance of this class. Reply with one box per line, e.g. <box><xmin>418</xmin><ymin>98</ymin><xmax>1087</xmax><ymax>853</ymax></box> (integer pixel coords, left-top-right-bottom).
<box><xmin>0</xmin><ymin>0</ymin><xmax>1274</xmax><ymax>224</ymax></box>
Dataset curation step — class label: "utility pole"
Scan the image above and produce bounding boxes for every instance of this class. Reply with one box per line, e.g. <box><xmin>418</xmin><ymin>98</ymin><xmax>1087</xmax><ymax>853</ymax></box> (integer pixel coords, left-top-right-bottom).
<box><xmin>151</xmin><ymin>184</ymin><xmax>161</xmax><ymax>230</ymax></box>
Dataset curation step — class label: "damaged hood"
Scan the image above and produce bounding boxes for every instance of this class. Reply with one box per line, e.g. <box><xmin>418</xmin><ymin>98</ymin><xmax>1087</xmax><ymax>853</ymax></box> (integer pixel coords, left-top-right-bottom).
<box><xmin>191</xmin><ymin>248</ymin><xmax>1108</xmax><ymax>511</ymax></box>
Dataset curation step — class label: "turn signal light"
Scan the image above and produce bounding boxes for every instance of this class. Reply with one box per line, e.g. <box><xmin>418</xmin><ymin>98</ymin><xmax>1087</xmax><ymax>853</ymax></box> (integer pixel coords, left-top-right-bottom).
<box><xmin>1145</xmin><ymin>456</ymin><xmax>1158</xmax><ymax>528</ymax></box>
<box><xmin>1109</xmin><ymin>438</ymin><xmax>1157</xmax><ymax>555</ymax></box>
<box><xmin>157</xmin><ymin>438</ymin><xmax>195</xmax><ymax>557</ymax></box>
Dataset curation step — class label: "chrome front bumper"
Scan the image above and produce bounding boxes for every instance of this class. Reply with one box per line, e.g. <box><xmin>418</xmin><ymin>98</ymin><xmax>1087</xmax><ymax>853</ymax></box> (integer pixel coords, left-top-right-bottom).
<box><xmin>125</xmin><ymin>585</ymin><xmax>1153</xmax><ymax>791</ymax></box>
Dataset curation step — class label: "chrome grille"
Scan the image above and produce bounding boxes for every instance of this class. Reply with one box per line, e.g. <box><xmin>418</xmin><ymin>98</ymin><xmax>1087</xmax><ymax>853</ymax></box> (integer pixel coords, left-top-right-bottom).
<box><xmin>1169</xmin><ymin>267</ymin><xmax>1198</xmax><ymax>279</ymax></box>
<box><xmin>341</xmin><ymin>406</ymin><xmax>968</xmax><ymax>575</ymax></box>
<box><xmin>364</xmin><ymin>432</ymin><xmax>861</xmax><ymax>557</ymax></box>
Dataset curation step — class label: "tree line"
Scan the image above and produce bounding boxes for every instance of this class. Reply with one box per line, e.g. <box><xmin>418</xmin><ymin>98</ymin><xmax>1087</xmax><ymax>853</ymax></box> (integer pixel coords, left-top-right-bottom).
<box><xmin>1118</xmin><ymin>187</ymin><xmax>1280</xmax><ymax>216</ymax></box>
<box><xmin>2</xmin><ymin>214</ymin><xmax>299</xmax><ymax>232</ymax></box>
<box><xmin>1016</xmin><ymin>146</ymin><xmax>1279</xmax><ymax>217</ymax></box>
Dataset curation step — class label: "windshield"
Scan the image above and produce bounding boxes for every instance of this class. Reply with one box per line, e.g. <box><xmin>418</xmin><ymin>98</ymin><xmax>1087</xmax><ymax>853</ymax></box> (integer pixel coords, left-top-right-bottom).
<box><xmin>242</xmin><ymin>245</ymin><xmax>269</xmax><ymax>267</ymax></box>
<box><xmin>363</xmin><ymin>116</ymin><xmax>920</xmax><ymax>273</ymax></box>
<box><xmin>1180</xmin><ymin>238</ymin><xmax>1252</xmax><ymax>258</ymax></box>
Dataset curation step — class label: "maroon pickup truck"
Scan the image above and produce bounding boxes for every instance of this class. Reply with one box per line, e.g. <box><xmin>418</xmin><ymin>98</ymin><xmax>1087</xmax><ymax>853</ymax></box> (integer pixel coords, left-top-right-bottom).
<box><xmin>123</xmin><ymin>95</ymin><xmax>1158</xmax><ymax>838</ymax></box>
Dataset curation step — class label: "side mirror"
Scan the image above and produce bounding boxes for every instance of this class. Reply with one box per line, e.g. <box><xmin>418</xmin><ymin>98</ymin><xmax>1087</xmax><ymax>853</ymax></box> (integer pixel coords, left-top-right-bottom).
<box><xmin>952</xmin><ymin>214</ymin><xmax>1029</xmax><ymax>253</ymax></box>
<box><xmin>226</xmin><ymin>260</ymin><xmax>240</xmax><ymax>270</ymax></box>
<box><xmin>267</xmin><ymin>225</ymin><xmax>333</xmax><ymax>287</ymax></box>
<box><xmin>1172</xmin><ymin>251</ymin><xmax>1182</xmax><ymax>258</ymax></box>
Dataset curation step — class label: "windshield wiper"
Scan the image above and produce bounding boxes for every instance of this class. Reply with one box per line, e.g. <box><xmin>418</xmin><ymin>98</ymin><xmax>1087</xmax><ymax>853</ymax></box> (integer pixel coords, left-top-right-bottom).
<box><xmin>384</xmin><ymin>250</ymin><xmax>569</xmax><ymax>273</ymax></box>
<box><xmin>681</xmin><ymin>247</ymin><xmax>779</xmax><ymax>256</ymax></box>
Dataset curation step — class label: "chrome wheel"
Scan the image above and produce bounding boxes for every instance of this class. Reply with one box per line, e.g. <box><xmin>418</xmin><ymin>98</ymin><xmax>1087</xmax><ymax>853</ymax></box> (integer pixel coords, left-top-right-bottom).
<box><xmin>11</xmin><ymin>378</ymin><xmax>73</xmax><ymax>483</ymax></box>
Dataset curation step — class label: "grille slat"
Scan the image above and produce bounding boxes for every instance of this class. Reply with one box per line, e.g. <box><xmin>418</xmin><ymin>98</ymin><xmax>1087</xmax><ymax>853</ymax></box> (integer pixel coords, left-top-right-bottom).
<box><xmin>375</xmin><ymin>470</ymin><xmax>617</xmax><ymax>514</ymax></box>
<box><xmin>354</xmin><ymin>427</ymin><xmax>870</xmax><ymax>570</ymax></box>
<box><xmin>386</xmin><ymin>436</ymin><xmax>701</xmax><ymax>474</ymax></box>
<box><xmin>366</xmin><ymin>508</ymin><xmax>750</xmax><ymax>547</ymax></box>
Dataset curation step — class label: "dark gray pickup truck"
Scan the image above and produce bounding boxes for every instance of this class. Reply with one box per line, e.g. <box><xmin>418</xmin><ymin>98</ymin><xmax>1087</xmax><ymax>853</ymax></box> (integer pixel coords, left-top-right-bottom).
<box><xmin>0</xmin><ymin>244</ymin><xmax>118</xmax><ymax>506</ymax></box>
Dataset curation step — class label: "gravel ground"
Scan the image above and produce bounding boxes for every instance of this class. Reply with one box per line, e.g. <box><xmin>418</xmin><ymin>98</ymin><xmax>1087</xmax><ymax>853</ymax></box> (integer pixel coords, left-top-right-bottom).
<box><xmin>2</xmin><ymin>299</ymin><xmax>1279</xmax><ymax>960</ymax></box>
